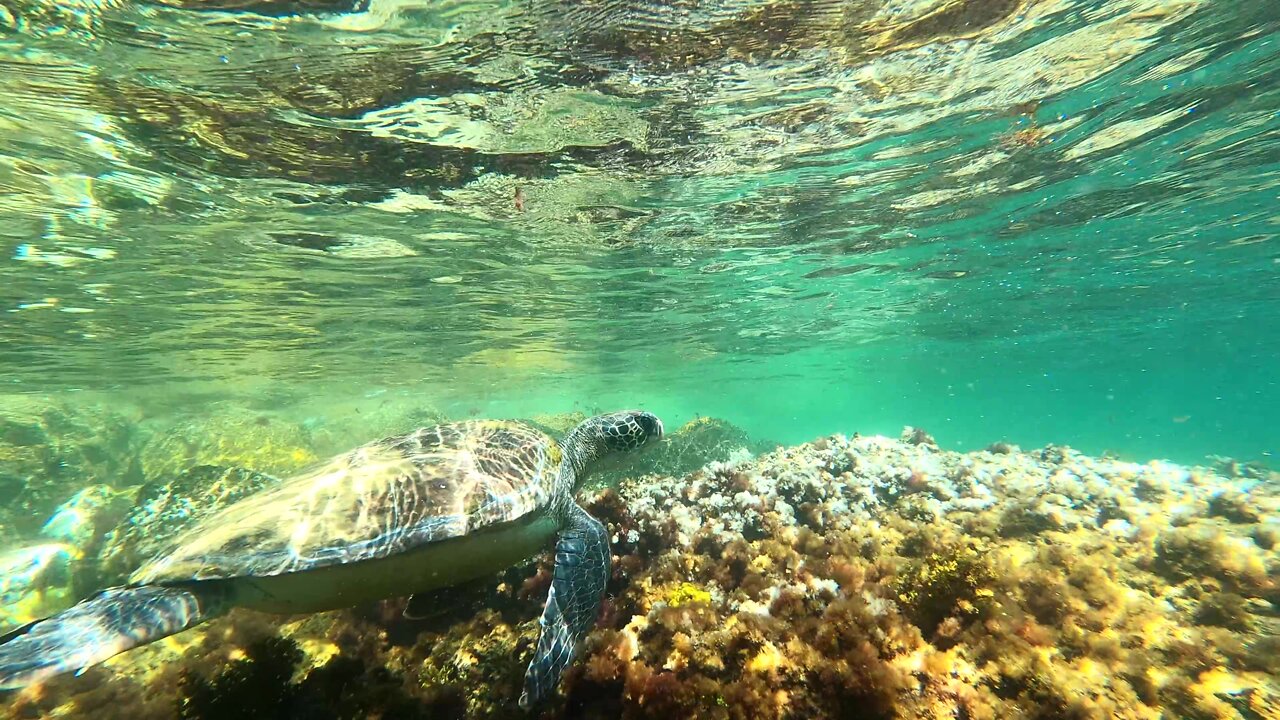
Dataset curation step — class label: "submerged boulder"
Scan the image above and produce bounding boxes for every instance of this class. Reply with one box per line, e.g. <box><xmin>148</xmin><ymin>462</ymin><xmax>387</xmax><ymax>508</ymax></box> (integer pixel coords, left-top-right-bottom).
<box><xmin>138</xmin><ymin>410</ymin><xmax>318</xmax><ymax>481</ymax></box>
<box><xmin>0</xmin><ymin>543</ymin><xmax>75</xmax><ymax>631</ymax></box>
<box><xmin>0</xmin><ymin>484</ymin><xmax>132</xmax><ymax>631</ymax></box>
<box><xmin>641</xmin><ymin>416</ymin><xmax>775</xmax><ymax>478</ymax></box>
<box><xmin>0</xmin><ymin>401</ymin><xmax>143</xmax><ymax>531</ymax></box>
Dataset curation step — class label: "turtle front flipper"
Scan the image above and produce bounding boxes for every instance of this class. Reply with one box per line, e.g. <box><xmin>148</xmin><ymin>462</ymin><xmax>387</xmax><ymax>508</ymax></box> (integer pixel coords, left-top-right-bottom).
<box><xmin>518</xmin><ymin>504</ymin><xmax>610</xmax><ymax>710</ymax></box>
<box><xmin>0</xmin><ymin>584</ymin><xmax>225</xmax><ymax>689</ymax></box>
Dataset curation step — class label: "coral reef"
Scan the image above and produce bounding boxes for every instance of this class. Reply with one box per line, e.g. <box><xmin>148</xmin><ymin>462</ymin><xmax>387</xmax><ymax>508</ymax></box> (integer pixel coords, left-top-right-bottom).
<box><xmin>2</xmin><ymin>426</ymin><xmax>1277</xmax><ymax>720</ymax></box>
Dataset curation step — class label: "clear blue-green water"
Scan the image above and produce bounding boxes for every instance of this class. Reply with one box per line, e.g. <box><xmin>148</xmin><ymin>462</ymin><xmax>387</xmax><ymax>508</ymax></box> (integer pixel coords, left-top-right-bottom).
<box><xmin>0</xmin><ymin>0</ymin><xmax>1279</xmax><ymax>714</ymax></box>
<box><xmin>1</xmin><ymin>2</ymin><xmax>1277</xmax><ymax>474</ymax></box>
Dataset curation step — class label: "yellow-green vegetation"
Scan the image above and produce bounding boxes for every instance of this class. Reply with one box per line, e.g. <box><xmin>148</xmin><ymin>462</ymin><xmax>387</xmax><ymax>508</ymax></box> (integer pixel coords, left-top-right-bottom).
<box><xmin>525</xmin><ymin>412</ymin><xmax>589</xmax><ymax>437</ymax></box>
<box><xmin>138</xmin><ymin>410</ymin><xmax>318</xmax><ymax>480</ymax></box>
<box><xmin>637</xmin><ymin>416</ymin><xmax>772</xmax><ymax>478</ymax></box>
<box><xmin>665</xmin><ymin>582</ymin><xmax>713</xmax><ymax>608</ymax></box>
<box><xmin>893</xmin><ymin>539</ymin><xmax>997</xmax><ymax>636</ymax></box>
<box><xmin>411</xmin><ymin>609</ymin><xmax>533</xmax><ymax>714</ymax></box>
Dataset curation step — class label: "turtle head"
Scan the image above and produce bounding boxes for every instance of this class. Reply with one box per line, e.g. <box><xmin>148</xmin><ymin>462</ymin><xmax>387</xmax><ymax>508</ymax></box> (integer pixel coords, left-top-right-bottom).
<box><xmin>561</xmin><ymin>410</ymin><xmax>664</xmax><ymax>485</ymax></box>
<box><xmin>593</xmin><ymin>410</ymin><xmax>664</xmax><ymax>454</ymax></box>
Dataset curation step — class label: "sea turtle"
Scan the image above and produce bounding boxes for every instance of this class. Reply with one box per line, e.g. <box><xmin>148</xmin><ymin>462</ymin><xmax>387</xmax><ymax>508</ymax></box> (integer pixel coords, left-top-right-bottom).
<box><xmin>0</xmin><ymin>410</ymin><xmax>663</xmax><ymax>708</ymax></box>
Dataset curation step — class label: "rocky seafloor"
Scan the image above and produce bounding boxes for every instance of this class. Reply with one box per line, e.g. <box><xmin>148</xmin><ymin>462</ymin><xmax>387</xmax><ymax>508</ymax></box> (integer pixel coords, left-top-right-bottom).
<box><xmin>0</xmin><ymin>405</ymin><xmax>1277</xmax><ymax>720</ymax></box>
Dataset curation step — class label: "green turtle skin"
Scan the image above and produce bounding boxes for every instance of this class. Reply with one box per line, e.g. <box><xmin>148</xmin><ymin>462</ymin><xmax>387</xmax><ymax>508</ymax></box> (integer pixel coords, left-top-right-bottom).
<box><xmin>0</xmin><ymin>411</ymin><xmax>664</xmax><ymax>706</ymax></box>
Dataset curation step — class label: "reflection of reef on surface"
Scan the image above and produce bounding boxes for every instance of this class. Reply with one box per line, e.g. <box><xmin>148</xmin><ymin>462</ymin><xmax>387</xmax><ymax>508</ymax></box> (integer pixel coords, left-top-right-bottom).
<box><xmin>528</xmin><ymin>0</ymin><xmax>1032</xmax><ymax>71</ymax></box>
<box><xmin>2</xmin><ymin>425</ymin><xmax>1275</xmax><ymax>719</ymax></box>
<box><xmin>92</xmin><ymin>69</ymin><xmax>651</xmax><ymax>196</ymax></box>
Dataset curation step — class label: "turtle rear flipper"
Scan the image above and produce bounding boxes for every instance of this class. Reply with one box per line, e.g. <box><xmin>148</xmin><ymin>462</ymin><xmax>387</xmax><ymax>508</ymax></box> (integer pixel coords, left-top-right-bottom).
<box><xmin>0</xmin><ymin>585</ymin><xmax>223</xmax><ymax>689</ymax></box>
<box><xmin>518</xmin><ymin>504</ymin><xmax>610</xmax><ymax>709</ymax></box>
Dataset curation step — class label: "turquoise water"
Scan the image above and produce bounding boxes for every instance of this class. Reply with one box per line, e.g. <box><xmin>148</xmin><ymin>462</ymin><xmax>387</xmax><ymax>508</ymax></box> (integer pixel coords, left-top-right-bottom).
<box><xmin>1</xmin><ymin>3</ymin><xmax>1277</xmax><ymax>465</ymax></box>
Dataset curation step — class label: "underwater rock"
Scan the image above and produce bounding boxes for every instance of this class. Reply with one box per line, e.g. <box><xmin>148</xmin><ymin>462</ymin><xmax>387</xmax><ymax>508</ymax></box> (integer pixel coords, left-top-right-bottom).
<box><xmin>899</xmin><ymin>425</ymin><xmax>938</xmax><ymax>448</ymax></box>
<box><xmin>1207</xmin><ymin>490</ymin><xmax>1265</xmax><ymax>524</ymax></box>
<box><xmin>137</xmin><ymin>410</ymin><xmax>318</xmax><ymax>481</ymax></box>
<box><xmin>4</xmin><ymin>431</ymin><xmax>1278</xmax><ymax>719</ymax></box>
<box><xmin>1208</xmin><ymin>455</ymin><xmax>1274</xmax><ymax>481</ymax></box>
<box><xmin>0</xmin><ymin>543</ymin><xmax>74</xmax><ymax>631</ymax></box>
<box><xmin>0</xmin><ymin>401</ymin><xmax>143</xmax><ymax>531</ymax></box>
<box><xmin>632</xmin><ymin>416</ymin><xmax>775</xmax><ymax>479</ymax></box>
<box><xmin>0</xmin><ymin>485</ymin><xmax>131</xmax><ymax>631</ymax></box>
<box><xmin>40</xmin><ymin>485</ymin><xmax>134</xmax><ymax>554</ymax></box>
<box><xmin>95</xmin><ymin>465</ymin><xmax>281</xmax><ymax>586</ymax></box>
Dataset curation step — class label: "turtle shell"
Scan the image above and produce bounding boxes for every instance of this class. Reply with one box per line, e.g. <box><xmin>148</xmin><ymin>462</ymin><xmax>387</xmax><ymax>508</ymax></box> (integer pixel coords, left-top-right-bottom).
<box><xmin>130</xmin><ymin>421</ymin><xmax>561</xmax><ymax>585</ymax></box>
